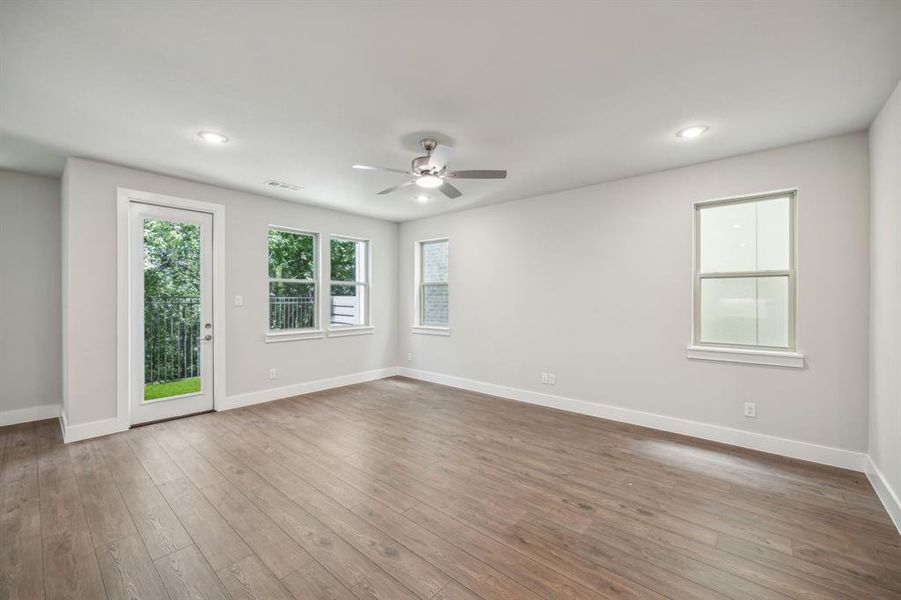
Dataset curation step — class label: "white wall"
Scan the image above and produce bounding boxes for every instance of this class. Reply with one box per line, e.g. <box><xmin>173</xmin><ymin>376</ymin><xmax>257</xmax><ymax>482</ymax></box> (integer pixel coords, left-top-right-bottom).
<box><xmin>868</xmin><ymin>81</ymin><xmax>901</xmax><ymax>515</ymax></box>
<box><xmin>0</xmin><ymin>170</ymin><xmax>62</xmax><ymax>424</ymax></box>
<box><xmin>62</xmin><ymin>158</ymin><xmax>397</xmax><ymax>428</ymax></box>
<box><xmin>398</xmin><ymin>133</ymin><xmax>870</xmax><ymax>455</ymax></box>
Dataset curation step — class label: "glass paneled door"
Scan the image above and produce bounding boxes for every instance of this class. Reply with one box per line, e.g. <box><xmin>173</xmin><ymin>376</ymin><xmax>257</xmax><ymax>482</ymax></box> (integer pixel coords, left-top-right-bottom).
<box><xmin>130</xmin><ymin>202</ymin><xmax>214</xmax><ymax>424</ymax></box>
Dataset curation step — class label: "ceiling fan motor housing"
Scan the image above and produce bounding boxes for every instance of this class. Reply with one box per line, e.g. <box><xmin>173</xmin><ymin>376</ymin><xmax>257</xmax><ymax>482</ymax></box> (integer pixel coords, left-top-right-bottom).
<box><xmin>412</xmin><ymin>138</ymin><xmax>442</xmax><ymax>174</ymax></box>
<box><xmin>411</xmin><ymin>155</ymin><xmax>434</xmax><ymax>174</ymax></box>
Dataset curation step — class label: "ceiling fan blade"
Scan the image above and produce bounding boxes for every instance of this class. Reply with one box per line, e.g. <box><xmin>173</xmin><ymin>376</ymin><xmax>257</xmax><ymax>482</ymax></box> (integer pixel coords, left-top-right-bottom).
<box><xmin>376</xmin><ymin>180</ymin><xmax>416</xmax><ymax>195</ymax></box>
<box><xmin>439</xmin><ymin>181</ymin><xmax>463</xmax><ymax>199</ymax></box>
<box><xmin>446</xmin><ymin>170</ymin><xmax>507</xmax><ymax>179</ymax></box>
<box><xmin>427</xmin><ymin>145</ymin><xmax>455</xmax><ymax>172</ymax></box>
<box><xmin>353</xmin><ymin>164</ymin><xmax>411</xmax><ymax>175</ymax></box>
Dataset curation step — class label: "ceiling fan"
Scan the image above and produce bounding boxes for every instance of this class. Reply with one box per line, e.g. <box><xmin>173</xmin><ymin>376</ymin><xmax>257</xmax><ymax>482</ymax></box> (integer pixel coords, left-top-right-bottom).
<box><xmin>352</xmin><ymin>138</ymin><xmax>507</xmax><ymax>199</ymax></box>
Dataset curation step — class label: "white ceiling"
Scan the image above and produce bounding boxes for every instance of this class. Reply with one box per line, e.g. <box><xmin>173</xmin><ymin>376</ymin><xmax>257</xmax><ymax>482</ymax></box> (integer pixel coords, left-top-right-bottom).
<box><xmin>2</xmin><ymin>1</ymin><xmax>900</xmax><ymax>222</ymax></box>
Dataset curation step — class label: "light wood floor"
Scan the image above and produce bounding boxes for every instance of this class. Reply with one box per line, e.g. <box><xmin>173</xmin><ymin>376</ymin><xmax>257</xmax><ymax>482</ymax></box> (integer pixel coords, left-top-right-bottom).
<box><xmin>2</xmin><ymin>377</ymin><xmax>899</xmax><ymax>600</ymax></box>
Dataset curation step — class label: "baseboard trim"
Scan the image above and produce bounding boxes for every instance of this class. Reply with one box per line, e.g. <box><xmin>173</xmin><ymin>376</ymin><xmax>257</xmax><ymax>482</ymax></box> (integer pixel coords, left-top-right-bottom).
<box><xmin>398</xmin><ymin>367</ymin><xmax>867</xmax><ymax>472</ymax></box>
<box><xmin>60</xmin><ymin>411</ymin><xmax>128</xmax><ymax>444</ymax></box>
<box><xmin>0</xmin><ymin>403</ymin><xmax>60</xmax><ymax>427</ymax></box>
<box><xmin>49</xmin><ymin>365</ymin><xmax>872</xmax><ymax>479</ymax></box>
<box><xmin>54</xmin><ymin>368</ymin><xmax>400</xmax><ymax>443</ymax></box>
<box><xmin>866</xmin><ymin>456</ymin><xmax>901</xmax><ymax>535</ymax></box>
<box><xmin>219</xmin><ymin>367</ymin><xmax>400</xmax><ymax>411</ymax></box>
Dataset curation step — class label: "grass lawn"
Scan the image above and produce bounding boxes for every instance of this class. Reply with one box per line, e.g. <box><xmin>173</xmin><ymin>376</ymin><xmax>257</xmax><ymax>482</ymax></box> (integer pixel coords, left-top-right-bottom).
<box><xmin>144</xmin><ymin>377</ymin><xmax>201</xmax><ymax>401</ymax></box>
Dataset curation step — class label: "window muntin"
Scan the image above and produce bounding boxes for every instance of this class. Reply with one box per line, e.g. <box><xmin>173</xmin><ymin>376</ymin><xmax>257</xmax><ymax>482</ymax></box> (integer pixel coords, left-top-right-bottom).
<box><xmin>419</xmin><ymin>239</ymin><xmax>449</xmax><ymax>326</ymax></box>
<box><xmin>329</xmin><ymin>237</ymin><xmax>369</xmax><ymax>327</ymax></box>
<box><xmin>694</xmin><ymin>192</ymin><xmax>795</xmax><ymax>350</ymax></box>
<box><xmin>268</xmin><ymin>228</ymin><xmax>318</xmax><ymax>330</ymax></box>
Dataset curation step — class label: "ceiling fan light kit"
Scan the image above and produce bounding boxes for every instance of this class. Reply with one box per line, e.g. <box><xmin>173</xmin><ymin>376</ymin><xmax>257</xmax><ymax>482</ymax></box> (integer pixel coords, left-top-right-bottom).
<box><xmin>415</xmin><ymin>175</ymin><xmax>443</xmax><ymax>188</ymax></box>
<box><xmin>353</xmin><ymin>137</ymin><xmax>507</xmax><ymax>200</ymax></box>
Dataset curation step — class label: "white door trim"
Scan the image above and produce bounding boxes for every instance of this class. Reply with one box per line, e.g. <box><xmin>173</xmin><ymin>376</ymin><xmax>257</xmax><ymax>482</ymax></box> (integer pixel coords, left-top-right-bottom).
<box><xmin>116</xmin><ymin>188</ymin><xmax>226</xmax><ymax>430</ymax></box>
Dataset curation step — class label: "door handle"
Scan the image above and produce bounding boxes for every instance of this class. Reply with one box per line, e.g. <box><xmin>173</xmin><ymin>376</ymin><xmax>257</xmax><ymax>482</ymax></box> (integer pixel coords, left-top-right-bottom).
<box><xmin>198</xmin><ymin>334</ymin><xmax>212</xmax><ymax>341</ymax></box>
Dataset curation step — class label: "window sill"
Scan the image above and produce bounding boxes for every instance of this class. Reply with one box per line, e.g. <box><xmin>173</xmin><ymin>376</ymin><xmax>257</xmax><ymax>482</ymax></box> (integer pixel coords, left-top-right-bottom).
<box><xmin>412</xmin><ymin>325</ymin><xmax>451</xmax><ymax>337</ymax></box>
<box><xmin>327</xmin><ymin>325</ymin><xmax>375</xmax><ymax>338</ymax></box>
<box><xmin>686</xmin><ymin>345</ymin><xmax>805</xmax><ymax>368</ymax></box>
<box><xmin>264</xmin><ymin>329</ymin><xmax>326</xmax><ymax>343</ymax></box>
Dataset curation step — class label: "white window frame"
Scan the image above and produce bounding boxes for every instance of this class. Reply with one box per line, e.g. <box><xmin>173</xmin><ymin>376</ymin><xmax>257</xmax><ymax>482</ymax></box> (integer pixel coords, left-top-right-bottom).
<box><xmin>265</xmin><ymin>226</ymin><xmax>324</xmax><ymax>343</ymax></box>
<box><xmin>687</xmin><ymin>189</ymin><xmax>804</xmax><ymax>368</ymax></box>
<box><xmin>413</xmin><ymin>237</ymin><xmax>450</xmax><ymax>336</ymax></box>
<box><xmin>327</xmin><ymin>235</ymin><xmax>374</xmax><ymax>337</ymax></box>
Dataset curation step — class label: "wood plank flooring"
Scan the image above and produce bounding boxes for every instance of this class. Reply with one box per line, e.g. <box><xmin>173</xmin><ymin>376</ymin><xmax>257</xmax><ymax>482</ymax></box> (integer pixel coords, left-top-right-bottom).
<box><xmin>1</xmin><ymin>376</ymin><xmax>899</xmax><ymax>599</ymax></box>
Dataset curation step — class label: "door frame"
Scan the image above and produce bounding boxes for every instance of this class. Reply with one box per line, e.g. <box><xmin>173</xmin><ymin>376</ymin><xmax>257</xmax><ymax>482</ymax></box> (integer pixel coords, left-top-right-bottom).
<box><xmin>116</xmin><ymin>188</ymin><xmax>226</xmax><ymax>429</ymax></box>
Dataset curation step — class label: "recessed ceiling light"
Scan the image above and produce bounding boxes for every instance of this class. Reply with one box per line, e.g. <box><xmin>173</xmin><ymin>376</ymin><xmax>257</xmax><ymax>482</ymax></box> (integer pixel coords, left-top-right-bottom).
<box><xmin>414</xmin><ymin>195</ymin><xmax>429</xmax><ymax>203</ymax></box>
<box><xmin>197</xmin><ymin>130</ymin><xmax>228</xmax><ymax>144</ymax></box>
<box><xmin>416</xmin><ymin>175</ymin><xmax>443</xmax><ymax>189</ymax></box>
<box><xmin>352</xmin><ymin>164</ymin><xmax>375</xmax><ymax>170</ymax></box>
<box><xmin>676</xmin><ymin>125</ymin><xmax>708</xmax><ymax>139</ymax></box>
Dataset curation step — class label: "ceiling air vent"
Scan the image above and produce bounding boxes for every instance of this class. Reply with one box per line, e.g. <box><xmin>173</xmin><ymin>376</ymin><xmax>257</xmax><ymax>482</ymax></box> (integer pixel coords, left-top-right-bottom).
<box><xmin>264</xmin><ymin>179</ymin><xmax>303</xmax><ymax>191</ymax></box>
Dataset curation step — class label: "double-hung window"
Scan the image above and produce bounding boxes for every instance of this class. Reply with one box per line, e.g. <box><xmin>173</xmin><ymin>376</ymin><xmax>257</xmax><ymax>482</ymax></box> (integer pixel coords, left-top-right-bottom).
<box><xmin>692</xmin><ymin>191</ymin><xmax>798</xmax><ymax>361</ymax></box>
<box><xmin>416</xmin><ymin>238</ymin><xmax>449</xmax><ymax>330</ymax></box>
<box><xmin>268</xmin><ymin>227</ymin><xmax>318</xmax><ymax>332</ymax></box>
<box><xmin>329</xmin><ymin>237</ymin><xmax>369</xmax><ymax>328</ymax></box>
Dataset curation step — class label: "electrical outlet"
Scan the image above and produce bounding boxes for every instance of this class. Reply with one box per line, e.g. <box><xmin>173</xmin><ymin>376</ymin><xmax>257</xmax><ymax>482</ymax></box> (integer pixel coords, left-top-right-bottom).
<box><xmin>234</xmin><ymin>295</ymin><xmax>244</xmax><ymax>306</ymax></box>
<box><xmin>541</xmin><ymin>372</ymin><xmax>549</xmax><ymax>384</ymax></box>
<box><xmin>743</xmin><ymin>402</ymin><xmax>756</xmax><ymax>418</ymax></box>
<box><xmin>548</xmin><ymin>373</ymin><xmax>556</xmax><ymax>385</ymax></box>
<box><xmin>268</xmin><ymin>368</ymin><xmax>277</xmax><ymax>380</ymax></box>
<box><xmin>407</xmin><ymin>353</ymin><xmax>413</xmax><ymax>362</ymax></box>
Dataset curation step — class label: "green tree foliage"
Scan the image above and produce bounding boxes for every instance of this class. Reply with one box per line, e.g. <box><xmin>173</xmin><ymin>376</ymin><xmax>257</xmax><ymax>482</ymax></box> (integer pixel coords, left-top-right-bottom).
<box><xmin>330</xmin><ymin>238</ymin><xmax>356</xmax><ymax>280</ymax></box>
<box><xmin>144</xmin><ymin>220</ymin><xmax>200</xmax><ymax>298</ymax></box>
<box><xmin>266</xmin><ymin>232</ymin><xmax>360</xmax><ymax>297</ymax></box>
<box><xmin>268</xmin><ymin>230</ymin><xmax>317</xmax><ymax>329</ymax></box>
<box><xmin>268</xmin><ymin>229</ymin><xmax>316</xmax><ymax>303</ymax></box>
<box><xmin>142</xmin><ymin>219</ymin><xmax>201</xmax><ymax>387</ymax></box>
<box><xmin>330</xmin><ymin>238</ymin><xmax>357</xmax><ymax>296</ymax></box>
<box><xmin>269</xmin><ymin>229</ymin><xmax>314</xmax><ymax>280</ymax></box>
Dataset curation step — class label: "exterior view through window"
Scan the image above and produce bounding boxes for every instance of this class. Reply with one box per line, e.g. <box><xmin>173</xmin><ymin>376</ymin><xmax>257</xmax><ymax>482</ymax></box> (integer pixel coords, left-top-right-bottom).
<box><xmin>269</xmin><ymin>228</ymin><xmax>317</xmax><ymax>330</ymax></box>
<box><xmin>695</xmin><ymin>191</ymin><xmax>796</xmax><ymax>349</ymax></box>
<box><xmin>330</xmin><ymin>237</ymin><xmax>369</xmax><ymax>326</ymax></box>
<box><xmin>143</xmin><ymin>218</ymin><xmax>202</xmax><ymax>400</ymax></box>
<box><xmin>420</xmin><ymin>239</ymin><xmax>449</xmax><ymax>326</ymax></box>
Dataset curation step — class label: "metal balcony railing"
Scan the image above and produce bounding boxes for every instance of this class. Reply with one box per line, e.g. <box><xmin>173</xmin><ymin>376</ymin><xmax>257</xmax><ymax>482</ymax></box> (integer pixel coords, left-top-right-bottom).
<box><xmin>144</xmin><ymin>297</ymin><xmax>200</xmax><ymax>384</ymax></box>
<box><xmin>269</xmin><ymin>296</ymin><xmax>315</xmax><ymax>330</ymax></box>
<box><xmin>146</xmin><ymin>295</ymin><xmax>356</xmax><ymax>385</ymax></box>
